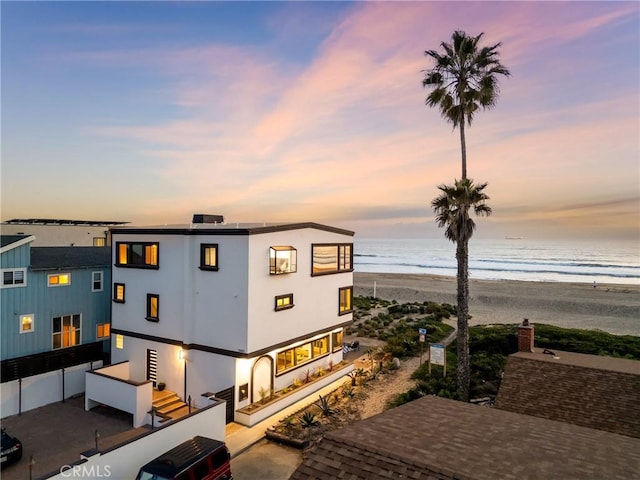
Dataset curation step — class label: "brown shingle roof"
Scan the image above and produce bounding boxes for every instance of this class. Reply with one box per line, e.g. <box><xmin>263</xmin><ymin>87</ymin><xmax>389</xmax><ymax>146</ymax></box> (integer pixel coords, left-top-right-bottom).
<box><xmin>495</xmin><ymin>350</ymin><xmax>640</xmax><ymax>438</ymax></box>
<box><xmin>290</xmin><ymin>395</ymin><xmax>640</xmax><ymax>480</ymax></box>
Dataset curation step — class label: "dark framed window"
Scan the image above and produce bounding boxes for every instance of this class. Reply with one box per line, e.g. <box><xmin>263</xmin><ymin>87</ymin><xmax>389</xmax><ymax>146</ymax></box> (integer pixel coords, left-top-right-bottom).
<box><xmin>332</xmin><ymin>330</ymin><xmax>344</xmax><ymax>352</ymax></box>
<box><xmin>116</xmin><ymin>242</ymin><xmax>159</xmax><ymax>269</ymax></box>
<box><xmin>200</xmin><ymin>243</ymin><xmax>219</xmax><ymax>271</ymax></box>
<box><xmin>113</xmin><ymin>283</ymin><xmax>125</xmax><ymax>303</ymax></box>
<box><xmin>146</xmin><ymin>294</ymin><xmax>159</xmax><ymax>322</ymax></box>
<box><xmin>276</xmin><ymin>335</ymin><xmax>330</xmax><ymax>375</ymax></box>
<box><xmin>270</xmin><ymin>246</ymin><xmax>297</xmax><ymax>274</ymax></box>
<box><xmin>275</xmin><ymin>293</ymin><xmax>294</xmax><ymax>311</ymax></box>
<box><xmin>339</xmin><ymin>286</ymin><xmax>353</xmax><ymax>315</ymax></box>
<box><xmin>312</xmin><ymin>243</ymin><xmax>353</xmax><ymax>276</ymax></box>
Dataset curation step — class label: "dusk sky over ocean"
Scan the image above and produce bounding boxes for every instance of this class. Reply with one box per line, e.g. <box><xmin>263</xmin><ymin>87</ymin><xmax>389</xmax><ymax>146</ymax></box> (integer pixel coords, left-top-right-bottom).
<box><xmin>2</xmin><ymin>1</ymin><xmax>638</xmax><ymax>240</ymax></box>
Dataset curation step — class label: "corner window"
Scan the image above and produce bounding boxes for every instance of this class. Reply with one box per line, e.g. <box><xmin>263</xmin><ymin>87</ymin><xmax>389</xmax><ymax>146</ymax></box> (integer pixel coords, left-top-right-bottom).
<box><xmin>20</xmin><ymin>314</ymin><xmax>34</xmax><ymax>334</ymax></box>
<box><xmin>270</xmin><ymin>246</ymin><xmax>297</xmax><ymax>275</ymax></box>
<box><xmin>275</xmin><ymin>293</ymin><xmax>294</xmax><ymax>311</ymax></box>
<box><xmin>2</xmin><ymin>268</ymin><xmax>26</xmax><ymax>288</ymax></box>
<box><xmin>113</xmin><ymin>283</ymin><xmax>125</xmax><ymax>303</ymax></box>
<box><xmin>52</xmin><ymin>314</ymin><xmax>81</xmax><ymax>349</ymax></box>
<box><xmin>92</xmin><ymin>271</ymin><xmax>104</xmax><ymax>292</ymax></box>
<box><xmin>96</xmin><ymin>323</ymin><xmax>110</xmax><ymax>339</ymax></box>
<box><xmin>48</xmin><ymin>273</ymin><xmax>71</xmax><ymax>287</ymax></box>
<box><xmin>200</xmin><ymin>244</ymin><xmax>219</xmax><ymax>271</ymax></box>
<box><xmin>146</xmin><ymin>294</ymin><xmax>159</xmax><ymax>322</ymax></box>
<box><xmin>339</xmin><ymin>286</ymin><xmax>353</xmax><ymax>315</ymax></box>
<box><xmin>115</xmin><ymin>334</ymin><xmax>124</xmax><ymax>349</ymax></box>
<box><xmin>116</xmin><ymin>242</ymin><xmax>159</xmax><ymax>269</ymax></box>
<box><xmin>312</xmin><ymin>244</ymin><xmax>352</xmax><ymax>276</ymax></box>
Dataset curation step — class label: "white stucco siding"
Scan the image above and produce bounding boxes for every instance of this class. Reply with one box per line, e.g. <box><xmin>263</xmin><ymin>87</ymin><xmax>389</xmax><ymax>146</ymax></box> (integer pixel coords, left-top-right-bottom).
<box><xmin>245</xmin><ymin>228</ymin><xmax>354</xmax><ymax>353</ymax></box>
<box><xmin>111</xmin><ymin>234</ymin><xmax>188</xmax><ymax>341</ymax></box>
<box><xmin>186</xmin><ymin>350</ymin><xmax>236</xmax><ymax>407</ymax></box>
<box><xmin>188</xmin><ymin>235</ymin><xmax>250</xmax><ymax>352</ymax></box>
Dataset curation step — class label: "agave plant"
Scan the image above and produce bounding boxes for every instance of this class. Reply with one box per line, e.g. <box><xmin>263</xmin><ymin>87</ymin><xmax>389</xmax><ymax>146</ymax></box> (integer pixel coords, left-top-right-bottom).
<box><xmin>299</xmin><ymin>411</ymin><xmax>319</xmax><ymax>428</ymax></box>
<box><xmin>316</xmin><ymin>394</ymin><xmax>334</xmax><ymax>417</ymax></box>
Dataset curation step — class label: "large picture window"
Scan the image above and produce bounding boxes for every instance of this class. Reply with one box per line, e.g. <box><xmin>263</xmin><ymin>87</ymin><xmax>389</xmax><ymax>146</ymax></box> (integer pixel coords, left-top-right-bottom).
<box><xmin>116</xmin><ymin>242</ymin><xmax>159</xmax><ymax>268</ymax></box>
<box><xmin>339</xmin><ymin>286</ymin><xmax>353</xmax><ymax>315</ymax></box>
<box><xmin>146</xmin><ymin>294</ymin><xmax>159</xmax><ymax>322</ymax></box>
<box><xmin>276</xmin><ymin>335</ymin><xmax>330</xmax><ymax>374</ymax></box>
<box><xmin>52</xmin><ymin>314</ymin><xmax>81</xmax><ymax>349</ymax></box>
<box><xmin>200</xmin><ymin>243</ymin><xmax>219</xmax><ymax>271</ymax></box>
<box><xmin>270</xmin><ymin>246</ymin><xmax>297</xmax><ymax>275</ymax></box>
<box><xmin>312</xmin><ymin>244</ymin><xmax>352</xmax><ymax>276</ymax></box>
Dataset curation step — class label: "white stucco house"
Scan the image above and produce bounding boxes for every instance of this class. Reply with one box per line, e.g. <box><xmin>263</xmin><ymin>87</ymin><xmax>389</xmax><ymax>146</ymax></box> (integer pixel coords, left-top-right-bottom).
<box><xmin>96</xmin><ymin>217</ymin><xmax>354</xmax><ymax>425</ymax></box>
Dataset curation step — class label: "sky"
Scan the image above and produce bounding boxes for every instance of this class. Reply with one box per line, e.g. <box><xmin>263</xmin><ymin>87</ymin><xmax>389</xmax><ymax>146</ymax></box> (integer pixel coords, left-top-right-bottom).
<box><xmin>1</xmin><ymin>1</ymin><xmax>638</xmax><ymax>241</ymax></box>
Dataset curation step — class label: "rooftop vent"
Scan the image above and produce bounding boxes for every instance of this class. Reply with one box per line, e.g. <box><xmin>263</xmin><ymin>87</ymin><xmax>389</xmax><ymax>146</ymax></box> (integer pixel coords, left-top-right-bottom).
<box><xmin>192</xmin><ymin>214</ymin><xmax>224</xmax><ymax>224</ymax></box>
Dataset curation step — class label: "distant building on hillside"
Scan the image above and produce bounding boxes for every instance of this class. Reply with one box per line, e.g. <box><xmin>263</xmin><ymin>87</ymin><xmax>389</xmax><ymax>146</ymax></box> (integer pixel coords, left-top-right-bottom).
<box><xmin>1</xmin><ymin>218</ymin><xmax>129</xmax><ymax>247</ymax></box>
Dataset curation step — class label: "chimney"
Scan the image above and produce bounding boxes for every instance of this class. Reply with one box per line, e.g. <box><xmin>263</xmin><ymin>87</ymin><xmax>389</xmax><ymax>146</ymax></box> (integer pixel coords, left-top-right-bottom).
<box><xmin>518</xmin><ymin>318</ymin><xmax>535</xmax><ymax>352</ymax></box>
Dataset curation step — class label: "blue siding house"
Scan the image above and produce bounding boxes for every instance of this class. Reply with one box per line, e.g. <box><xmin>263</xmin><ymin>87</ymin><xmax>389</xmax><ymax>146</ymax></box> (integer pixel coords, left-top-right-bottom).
<box><xmin>1</xmin><ymin>235</ymin><xmax>112</xmax><ymax>416</ymax></box>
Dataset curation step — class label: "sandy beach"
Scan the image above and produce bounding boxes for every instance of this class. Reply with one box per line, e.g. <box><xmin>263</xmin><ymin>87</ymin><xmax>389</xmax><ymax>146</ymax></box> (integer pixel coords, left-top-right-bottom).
<box><xmin>354</xmin><ymin>272</ymin><xmax>640</xmax><ymax>336</ymax></box>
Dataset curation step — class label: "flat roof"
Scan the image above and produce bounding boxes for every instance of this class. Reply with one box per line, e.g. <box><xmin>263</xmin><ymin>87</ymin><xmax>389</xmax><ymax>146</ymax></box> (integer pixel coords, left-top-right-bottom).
<box><xmin>3</xmin><ymin>218</ymin><xmax>128</xmax><ymax>226</ymax></box>
<box><xmin>111</xmin><ymin>222</ymin><xmax>354</xmax><ymax>237</ymax></box>
<box><xmin>291</xmin><ymin>395</ymin><xmax>640</xmax><ymax>480</ymax></box>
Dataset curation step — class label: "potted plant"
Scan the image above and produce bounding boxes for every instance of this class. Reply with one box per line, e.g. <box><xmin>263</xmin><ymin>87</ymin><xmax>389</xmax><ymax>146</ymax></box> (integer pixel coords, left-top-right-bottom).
<box><xmin>157</xmin><ymin>382</ymin><xmax>166</xmax><ymax>391</ymax></box>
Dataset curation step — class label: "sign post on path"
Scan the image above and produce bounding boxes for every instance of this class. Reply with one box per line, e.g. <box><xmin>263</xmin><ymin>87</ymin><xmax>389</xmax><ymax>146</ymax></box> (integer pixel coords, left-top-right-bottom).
<box><xmin>418</xmin><ymin>328</ymin><xmax>426</xmax><ymax>366</ymax></box>
<box><xmin>429</xmin><ymin>343</ymin><xmax>446</xmax><ymax>377</ymax></box>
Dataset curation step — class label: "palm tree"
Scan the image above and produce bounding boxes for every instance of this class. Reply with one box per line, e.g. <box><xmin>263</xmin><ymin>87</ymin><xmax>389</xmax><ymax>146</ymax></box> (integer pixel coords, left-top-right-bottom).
<box><xmin>423</xmin><ymin>30</ymin><xmax>510</xmax><ymax>179</ymax></box>
<box><xmin>432</xmin><ymin>179</ymin><xmax>491</xmax><ymax>401</ymax></box>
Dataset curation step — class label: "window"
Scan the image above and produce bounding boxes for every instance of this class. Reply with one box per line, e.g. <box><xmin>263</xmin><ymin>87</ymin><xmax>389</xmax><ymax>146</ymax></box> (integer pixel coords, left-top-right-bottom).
<box><xmin>312</xmin><ymin>244</ymin><xmax>352</xmax><ymax>276</ymax></box>
<box><xmin>96</xmin><ymin>323</ymin><xmax>110</xmax><ymax>339</ymax></box>
<box><xmin>200</xmin><ymin>243</ymin><xmax>219</xmax><ymax>271</ymax></box>
<box><xmin>48</xmin><ymin>273</ymin><xmax>71</xmax><ymax>287</ymax></box>
<box><xmin>116</xmin><ymin>242</ymin><xmax>159</xmax><ymax>268</ymax></box>
<box><xmin>269</xmin><ymin>246</ymin><xmax>297</xmax><ymax>274</ymax></box>
<box><xmin>20</xmin><ymin>314</ymin><xmax>34</xmax><ymax>334</ymax></box>
<box><xmin>92</xmin><ymin>271</ymin><xmax>103</xmax><ymax>292</ymax></box>
<box><xmin>93</xmin><ymin>237</ymin><xmax>106</xmax><ymax>247</ymax></box>
<box><xmin>52</xmin><ymin>314</ymin><xmax>81</xmax><ymax>349</ymax></box>
<box><xmin>275</xmin><ymin>293</ymin><xmax>294</xmax><ymax>311</ymax></box>
<box><xmin>2</xmin><ymin>269</ymin><xmax>26</xmax><ymax>288</ymax></box>
<box><xmin>115</xmin><ymin>334</ymin><xmax>124</xmax><ymax>349</ymax></box>
<box><xmin>276</xmin><ymin>335</ymin><xmax>330</xmax><ymax>374</ymax></box>
<box><xmin>146</xmin><ymin>294</ymin><xmax>159</xmax><ymax>322</ymax></box>
<box><xmin>113</xmin><ymin>283</ymin><xmax>125</xmax><ymax>303</ymax></box>
<box><xmin>332</xmin><ymin>330</ymin><xmax>344</xmax><ymax>352</ymax></box>
<box><xmin>339</xmin><ymin>286</ymin><xmax>353</xmax><ymax>315</ymax></box>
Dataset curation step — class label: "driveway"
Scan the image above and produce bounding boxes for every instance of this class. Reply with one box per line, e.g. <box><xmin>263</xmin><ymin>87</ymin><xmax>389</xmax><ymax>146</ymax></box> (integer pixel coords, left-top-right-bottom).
<box><xmin>231</xmin><ymin>439</ymin><xmax>302</xmax><ymax>480</ymax></box>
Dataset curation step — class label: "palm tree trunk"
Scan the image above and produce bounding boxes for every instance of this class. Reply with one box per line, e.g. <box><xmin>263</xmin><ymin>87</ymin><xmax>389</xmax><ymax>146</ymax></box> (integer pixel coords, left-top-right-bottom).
<box><xmin>459</xmin><ymin>118</ymin><xmax>467</xmax><ymax>179</ymax></box>
<box><xmin>455</xmin><ymin>237</ymin><xmax>470</xmax><ymax>402</ymax></box>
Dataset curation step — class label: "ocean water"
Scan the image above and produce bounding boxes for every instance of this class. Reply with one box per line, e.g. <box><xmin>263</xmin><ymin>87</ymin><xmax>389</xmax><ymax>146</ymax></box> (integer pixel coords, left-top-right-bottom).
<box><xmin>354</xmin><ymin>238</ymin><xmax>640</xmax><ymax>285</ymax></box>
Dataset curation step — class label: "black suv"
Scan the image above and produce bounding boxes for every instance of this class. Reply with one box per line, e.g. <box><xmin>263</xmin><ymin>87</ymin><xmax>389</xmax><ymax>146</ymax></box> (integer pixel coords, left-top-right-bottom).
<box><xmin>1</xmin><ymin>428</ymin><xmax>22</xmax><ymax>468</ymax></box>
